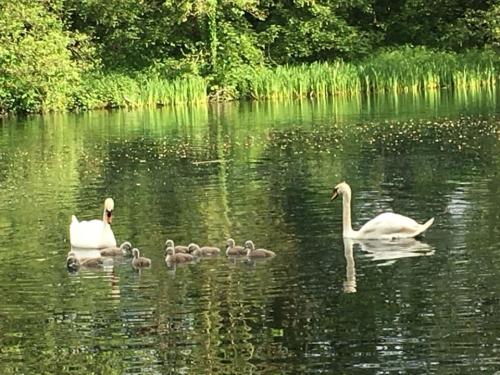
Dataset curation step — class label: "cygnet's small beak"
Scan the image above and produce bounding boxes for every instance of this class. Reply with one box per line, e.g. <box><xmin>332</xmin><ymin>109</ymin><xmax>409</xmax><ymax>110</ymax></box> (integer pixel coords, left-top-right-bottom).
<box><xmin>331</xmin><ymin>190</ymin><xmax>339</xmax><ymax>201</ymax></box>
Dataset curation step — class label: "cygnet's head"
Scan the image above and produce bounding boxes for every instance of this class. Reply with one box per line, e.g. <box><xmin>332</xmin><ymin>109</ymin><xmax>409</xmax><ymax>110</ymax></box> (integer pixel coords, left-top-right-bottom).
<box><xmin>165</xmin><ymin>247</ymin><xmax>174</xmax><ymax>256</ymax></box>
<box><xmin>188</xmin><ymin>243</ymin><xmax>200</xmax><ymax>253</ymax></box>
<box><xmin>165</xmin><ymin>239</ymin><xmax>174</xmax><ymax>248</ymax></box>
<box><xmin>226</xmin><ymin>238</ymin><xmax>235</xmax><ymax>247</ymax></box>
<box><xmin>66</xmin><ymin>251</ymin><xmax>80</xmax><ymax>271</ymax></box>
<box><xmin>132</xmin><ymin>248</ymin><xmax>141</xmax><ymax>258</ymax></box>
<box><xmin>244</xmin><ymin>240</ymin><xmax>255</xmax><ymax>250</ymax></box>
<box><xmin>120</xmin><ymin>241</ymin><xmax>133</xmax><ymax>254</ymax></box>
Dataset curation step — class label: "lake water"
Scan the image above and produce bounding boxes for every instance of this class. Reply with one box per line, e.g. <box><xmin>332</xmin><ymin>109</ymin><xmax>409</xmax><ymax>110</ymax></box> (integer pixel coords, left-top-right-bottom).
<box><xmin>0</xmin><ymin>90</ymin><xmax>499</xmax><ymax>374</ymax></box>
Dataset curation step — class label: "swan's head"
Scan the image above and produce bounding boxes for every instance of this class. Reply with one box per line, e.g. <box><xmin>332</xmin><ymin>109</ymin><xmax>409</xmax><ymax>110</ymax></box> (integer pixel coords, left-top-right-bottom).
<box><xmin>165</xmin><ymin>239</ymin><xmax>174</xmax><ymax>249</ymax></box>
<box><xmin>132</xmin><ymin>248</ymin><xmax>140</xmax><ymax>258</ymax></box>
<box><xmin>244</xmin><ymin>240</ymin><xmax>255</xmax><ymax>250</ymax></box>
<box><xmin>331</xmin><ymin>182</ymin><xmax>351</xmax><ymax>201</ymax></box>
<box><xmin>226</xmin><ymin>238</ymin><xmax>235</xmax><ymax>247</ymax></box>
<box><xmin>104</xmin><ymin>198</ymin><xmax>114</xmax><ymax>224</ymax></box>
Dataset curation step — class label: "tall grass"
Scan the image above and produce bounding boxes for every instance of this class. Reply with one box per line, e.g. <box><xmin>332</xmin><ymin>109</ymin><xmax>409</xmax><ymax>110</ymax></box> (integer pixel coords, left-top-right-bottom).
<box><xmin>65</xmin><ymin>46</ymin><xmax>498</xmax><ymax>112</ymax></box>
<box><xmin>243</xmin><ymin>62</ymin><xmax>361</xmax><ymax>101</ymax></box>
<box><xmin>238</xmin><ymin>47</ymin><xmax>498</xmax><ymax>100</ymax></box>
<box><xmin>360</xmin><ymin>46</ymin><xmax>497</xmax><ymax>93</ymax></box>
<box><xmin>71</xmin><ymin>73</ymin><xmax>208</xmax><ymax>110</ymax></box>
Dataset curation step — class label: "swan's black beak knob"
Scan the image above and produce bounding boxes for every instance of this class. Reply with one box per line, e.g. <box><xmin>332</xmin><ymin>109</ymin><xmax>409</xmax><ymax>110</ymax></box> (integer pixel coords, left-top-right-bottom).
<box><xmin>331</xmin><ymin>189</ymin><xmax>339</xmax><ymax>201</ymax></box>
<box><xmin>105</xmin><ymin>209</ymin><xmax>113</xmax><ymax>224</ymax></box>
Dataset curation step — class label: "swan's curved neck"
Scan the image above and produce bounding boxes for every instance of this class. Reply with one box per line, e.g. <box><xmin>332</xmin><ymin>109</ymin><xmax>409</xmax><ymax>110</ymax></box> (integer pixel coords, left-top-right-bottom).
<box><xmin>342</xmin><ymin>191</ymin><xmax>357</xmax><ymax>238</ymax></box>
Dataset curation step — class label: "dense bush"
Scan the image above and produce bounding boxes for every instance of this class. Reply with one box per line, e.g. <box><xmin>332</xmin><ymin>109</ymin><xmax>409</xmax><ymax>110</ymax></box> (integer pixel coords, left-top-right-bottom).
<box><xmin>0</xmin><ymin>0</ymin><xmax>498</xmax><ymax>114</ymax></box>
<box><xmin>0</xmin><ymin>1</ymin><xmax>91</xmax><ymax>113</ymax></box>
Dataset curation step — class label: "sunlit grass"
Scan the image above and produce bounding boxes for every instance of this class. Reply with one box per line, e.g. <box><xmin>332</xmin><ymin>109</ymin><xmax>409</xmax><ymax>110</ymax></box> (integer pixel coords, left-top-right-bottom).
<box><xmin>360</xmin><ymin>47</ymin><xmax>497</xmax><ymax>93</ymax></box>
<box><xmin>70</xmin><ymin>47</ymin><xmax>497</xmax><ymax>111</ymax></box>
<box><xmin>239</xmin><ymin>47</ymin><xmax>498</xmax><ymax>101</ymax></box>
<box><xmin>244</xmin><ymin>62</ymin><xmax>361</xmax><ymax>100</ymax></box>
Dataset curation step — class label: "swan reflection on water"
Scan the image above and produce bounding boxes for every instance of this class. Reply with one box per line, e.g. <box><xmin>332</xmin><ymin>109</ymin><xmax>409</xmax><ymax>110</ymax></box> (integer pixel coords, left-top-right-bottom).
<box><xmin>342</xmin><ymin>238</ymin><xmax>435</xmax><ymax>293</ymax></box>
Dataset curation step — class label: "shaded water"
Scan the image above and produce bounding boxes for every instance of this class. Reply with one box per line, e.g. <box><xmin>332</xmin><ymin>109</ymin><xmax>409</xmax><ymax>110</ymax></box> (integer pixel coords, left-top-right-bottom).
<box><xmin>0</xmin><ymin>90</ymin><xmax>499</xmax><ymax>373</ymax></box>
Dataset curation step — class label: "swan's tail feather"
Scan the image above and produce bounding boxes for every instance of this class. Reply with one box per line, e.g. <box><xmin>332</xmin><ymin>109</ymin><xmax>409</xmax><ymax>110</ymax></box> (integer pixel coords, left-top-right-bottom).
<box><xmin>415</xmin><ymin>217</ymin><xmax>434</xmax><ymax>237</ymax></box>
<box><xmin>423</xmin><ymin>217</ymin><xmax>435</xmax><ymax>230</ymax></box>
<box><xmin>71</xmin><ymin>215</ymin><xmax>79</xmax><ymax>224</ymax></box>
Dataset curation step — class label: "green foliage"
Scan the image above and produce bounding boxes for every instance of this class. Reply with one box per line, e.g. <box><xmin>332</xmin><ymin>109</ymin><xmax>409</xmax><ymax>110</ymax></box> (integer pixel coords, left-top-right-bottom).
<box><xmin>0</xmin><ymin>0</ymin><xmax>499</xmax><ymax>113</ymax></box>
<box><xmin>71</xmin><ymin>73</ymin><xmax>140</xmax><ymax>110</ymax></box>
<box><xmin>63</xmin><ymin>0</ymin><xmax>163</xmax><ymax>70</ymax></box>
<box><xmin>374</xmin><ymin>0</ymin><xmax>497</xmax><ymax>50</ymax></box>
<box><xmin>209</xmin><ymin>2</ymin><xmax>265</xmax><ymax>84</ymax></box>
<box><xmin>258</xmin><ymin>0</ymin><xmax>376</xmax><ymax>63</ymax></box>
<box><xmin>0</xmin><ymin>0</ymin><xmax>88</xmax><ymax>113</ymax></box>
<box><xmin>62</xmin><ymin>0</ymin><xmax>266</xmax><ymax>88</ymax></box>
<box><xmin>484</xmin><ymin>4</ymin><xmax>500</xmax><ymax>48</ymax></box>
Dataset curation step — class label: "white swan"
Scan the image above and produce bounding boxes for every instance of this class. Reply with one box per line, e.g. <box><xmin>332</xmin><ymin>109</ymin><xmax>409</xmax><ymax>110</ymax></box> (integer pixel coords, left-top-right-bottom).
<box><xmin>331</xmin><ymin>182</ymin><xmax>434</xmax><ymax>239</ymax></box>
<box><xmin>70</xmin><ymin>198</ymin><xmax>117</xmax><ymax>249</ymax></box>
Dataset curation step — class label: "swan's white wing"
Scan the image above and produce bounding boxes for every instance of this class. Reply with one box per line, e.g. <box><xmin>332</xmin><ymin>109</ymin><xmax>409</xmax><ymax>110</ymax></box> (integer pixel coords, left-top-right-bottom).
<box><xmin>70</xmin><ymin>218</ymin><xmax>116</xmax><ymax>249</ymax></box>
<box><xmin>357</xmin><ymin>212</ymin><xmax>423</xmax><ymax>239</ymax></box>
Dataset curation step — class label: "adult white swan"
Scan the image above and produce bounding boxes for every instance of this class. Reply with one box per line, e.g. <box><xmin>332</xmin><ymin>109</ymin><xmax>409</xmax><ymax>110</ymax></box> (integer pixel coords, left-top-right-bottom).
<box><xmin>70</xmin><ymin>198</ymin><xmax>117</xmax><ymax>249</ymax></box>
<box><xmin>331</xmin><ymin>182</ymin><xmax>434</xmax><ymax>239</ymax></box>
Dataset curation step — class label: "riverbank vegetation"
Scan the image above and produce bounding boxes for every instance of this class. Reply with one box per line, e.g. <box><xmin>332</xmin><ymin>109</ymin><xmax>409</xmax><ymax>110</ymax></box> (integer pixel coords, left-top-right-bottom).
<box><xmin>0</xmin><ymin>0</ymin><xmax>499</xmax><ymax>114</ymax></box>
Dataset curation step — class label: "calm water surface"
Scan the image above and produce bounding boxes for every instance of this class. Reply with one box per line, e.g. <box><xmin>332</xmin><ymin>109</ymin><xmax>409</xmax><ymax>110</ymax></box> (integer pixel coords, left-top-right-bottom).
<box><xmin>0</xmin><ymin>91</ymin><xmax>499</xmax><ymax>374</ymax></box>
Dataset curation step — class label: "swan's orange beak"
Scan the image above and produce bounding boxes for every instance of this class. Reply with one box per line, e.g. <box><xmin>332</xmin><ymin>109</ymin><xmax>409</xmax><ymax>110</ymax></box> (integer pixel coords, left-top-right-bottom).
<box><xmin>105</xmin><ymin>210</ymin><xmax>113</xmax><ymax>224</ymax></box>
<box><xmin>331</xmin><ymin>189</ymin><xmax>339</xmax><ymax>201</ymax></box>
